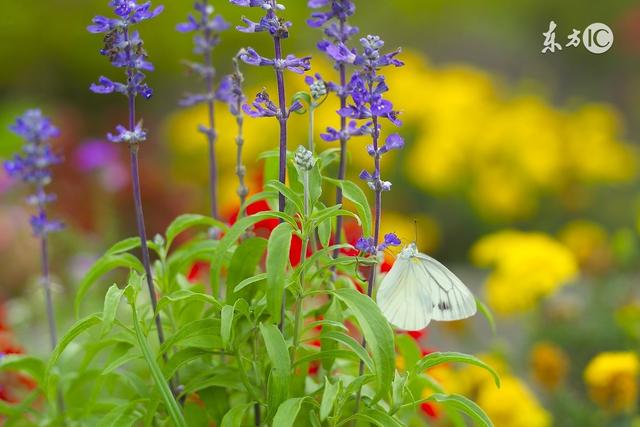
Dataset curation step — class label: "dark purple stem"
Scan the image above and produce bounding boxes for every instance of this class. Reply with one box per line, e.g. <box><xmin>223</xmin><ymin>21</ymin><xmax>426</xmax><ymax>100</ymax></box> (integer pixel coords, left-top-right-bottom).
<box><xmin>40</xmin><ymin>236</ymin><xmax>57</xmax><ymax>349</ymax></box>
<box><xmin>36</xmin><ymin>185</ymin><xmax>58</xmax><ymax>351</ymax></box>
<box><xmin>273</xmin><ymin>36</ymin><xmax>287</xmax><ymax>215</ymax></box>
<box><xmin>355</xmin><ymin>114</ymin><xmax>381</xmax><ymax>412</ymax></box>
<box><xmin>123</xmin><ymin>25</ymin><xmax>176</xmax><ymax>396</ymax></box>
<box><xmin>203</xmin><ymin>0</ymin><xmax>219</xmax><ymax>220</ymax></box>
<box><xmin>333</xmin><ymin>61</ymin><xmax>348</xmax><ymax>257</ymax></box>
<box><xmin>273</xmin><ymin>34</ymin><xmax>289</xmax><ymax>332</ymax></box>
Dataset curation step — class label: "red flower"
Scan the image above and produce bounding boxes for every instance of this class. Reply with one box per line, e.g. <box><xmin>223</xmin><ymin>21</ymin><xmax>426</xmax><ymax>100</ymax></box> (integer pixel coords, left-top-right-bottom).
<box><xmin>186</xmin><ymin>261</ymin><xmax>209</xmax><ymax>283</ymax></box>
<box><xmin>420</xmin><ymin>402</ymin><xmax>439</xmax><ymax>418</ymax></box>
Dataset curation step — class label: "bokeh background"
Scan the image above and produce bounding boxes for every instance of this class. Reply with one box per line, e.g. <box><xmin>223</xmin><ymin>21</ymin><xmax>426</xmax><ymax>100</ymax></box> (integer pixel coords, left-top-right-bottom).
<box><xmin>2</xmin><ymin>1</ymin><xmax>640</xmax><ymax>425</ymax></box>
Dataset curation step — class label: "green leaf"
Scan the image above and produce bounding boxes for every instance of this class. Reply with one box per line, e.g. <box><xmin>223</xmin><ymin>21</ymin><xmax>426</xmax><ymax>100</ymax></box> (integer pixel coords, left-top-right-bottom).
<box><xmin>260</xmin><ymin>324</ymin><xmax>291</xmax><ymax>420</ymax></box>
<box><xmin>127</xmin><ymin>288</ymin><xmax>187</xmax><ymax>427</ymax></box>
<box><xmin>293</xmin><ymin>349</ymin><xmax>359</xmax><ymax>366</ymax></box>
<box><xmin>266</xmin><ymin>180</ymin><xmax>304</xmax><ymax>214</ymax></box>
<box><xmin>332</xmin><ymin>288</ymin><xmax>395</xmax><ymax>402</ymax></box>
<box><xmin>156</xmin><ymin>289</ymin><xmax>221</xmax><ymax>315</ymax></box>
<box><xmin>165</xmin><ymin>213</ymin><xmax>226</xmax><ymax>248</ymax></box>
<box><xmin>166</xmin><ymin>239</ymin><xmax>218</xmax><ymax>280</ymax></box>
<box><xmin>75</xmin><ymin>253</ymin><xmax>143</xmax><ymax>317</ymax></box>
<box><xmin>396</xmin><ymin>334</ymin><xmax>422</xmax><ymax>372</ymax></box>
<box><xmin>163</xmin><ymin>348</ymin><xmax>218</xmax><ymax>380</ymax></box>
<box><xmin>272</xmin><ymin>397</ymin><xmax>309</xmax><ymax>427</ymax></box>
<box><xmin>426</xmin><ymin>393</ymin><xmax>493</xmax><ymax>427</ymax></box>
<box><xmin>45</xmin><ymin>313</ymin><xmax>102</xmax><ymax>390</ymax></box>
<box><xmin>101</xmin><ymin>284</ymin><xmax>124</xmax><ymax>336</ymax></box>
<box><xmin>221</xmin><ymin>305</ymin><xmax>235</xmax><ymax>350</ymax></box>
<box><xmin>320</xmin><ymin>331</ymin><xmax>374</xmax><ymax>371</ymax></box>
<box><xmin>324</xmin><ymin>178</ymin><xmax>372</xmax><ymax>236</ymax></box>
<box><xmin>312</xmin><ymin>207</ymin><xmax>360</xmax><ymax>229</ymax></box>
<box><xmin>97</xmin><ymin>400</ymin><xmax>144</xmax><ymax>427</ymax></box>
<box><xmin>220</xmin><ymin>402</ymin><xmax>255</xmax><ymax>427</ymax></box>
<box><xmin>105</xmin><ymin>237</ymin><xmax>141</xmax><ymax>256</ymax></box>
<box><xmin>391</xmin><ymin>370</ymin><xmax>408</xmax><ymax>412</ymax></box>
<box><xmin>0</xmin><ymin>355</ymin><xmax>45</xmax><ymax>384</ymax></box>
<box><xmin>320</xmin><ymin>377</ymin><xmax>341</xmax><ymax>421</ymax></box>
<box><xmin>308</xmin><ymin>163</ymin><xmax>323</xmax><ymax>209</ymax></box>
<box><xmin>360</xmin><ymin>408</ymin><xmax>404</xmax><ymax>427</ymax></box>
<box><xmin>477</xmin><ymin>298</ymin><xmax>497</xmax><ymax>336</ymax></box>
<box><xmin>316</xmin><ymin>207</ymin><xmax>332</xmax><ymax>248</ymax></box>
<box><xmin>411</xmin><ymin>352</ymin><xmax>500</xmax><ymax>388</ymax></box>
<box><xmin>226</xmin><ymin>237</ymin><xmax>268</xmax><ymax>303</ymax></box>
<box><xmin>266</xmin><ymin>222</ymin><xmax>293</xmax><ymax>325</ymax></box>
<box><xmin>160</xmin><ymin>319</ymin><xmax>221</xmax><ymax>355</ymax></box>
<box><xmin>233</xmin><ymin>273</ymin><xmax>267</xmax><ymax>294</ymax></box>
<box><xmin>211</xmin><ymin>211</ymin><xmax>296</xmax><ymax>296</ymax></box>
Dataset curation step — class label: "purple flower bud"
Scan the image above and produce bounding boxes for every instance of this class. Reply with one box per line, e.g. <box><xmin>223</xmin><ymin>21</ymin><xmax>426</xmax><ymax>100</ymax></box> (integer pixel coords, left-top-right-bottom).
<box><xmin>4</xmin><ymin>109</ymin><xmax>64</xmax><ymax>236</ymax></box>
<box><xmin>243</xmin><ymin>90</ymin><xmax>280</xmax><ymax>118</ymax></box>
<box><xmin>107</xmin><ymin>121</ymin><xmax>147</xmax><ymax>144</ymax></box>
<box><xmin>378</xmin><ymin>233</ymin><xmax>401</xmax><ymax>251</ymax></box>
<box><xmin>355</xmin><ymin>237</ymin><xmax>376</xmax><ymax>255</ymax></box>
<box><xmin>30</xmin><ymin>212</ymin><xmax>64</xmax><ymax>237</ymax></box>
<box><xmin>239</xmin><ymin>47</ymin><xmax>274</xmax><ymax>67</ymax></box>
<box><xmin>230</xmin><ymin>0</ymin><xmax>270</xmax><ymax>7</ymax></box>
<box><xmin>379</xmin><ymin>133</ymin><xmax>404</xmax><ymax>154</ymax></box>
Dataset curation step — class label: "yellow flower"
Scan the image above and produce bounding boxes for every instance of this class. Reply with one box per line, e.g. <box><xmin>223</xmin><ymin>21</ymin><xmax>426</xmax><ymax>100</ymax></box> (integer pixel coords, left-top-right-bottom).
<box><xmin>471</xmin><ymin>231</ymin><xmax>578</xmax><ymax>314</ymax></box>
<box><xmin>558</xmin><ymin>220</ymin><xmax>612</xmax><ymax>275</ymax></box>
<box><xmin>530</xmin><ymin>342</ymin><xmax>569</xmax><ymax>391</ymax></box>
<box><xmin>477</xmin><ymin>376</ymin><xmax>552</xmax><ymax>427</ymax></box>
<box><xmin>565</xmin><ymin>103</ymin><xmax>636</xmax><ymax>183</ymax></box>
<box><xmin>584</xmin><ymin>351</ymin><xmax>639</xmax><ymax>414</ymax></box>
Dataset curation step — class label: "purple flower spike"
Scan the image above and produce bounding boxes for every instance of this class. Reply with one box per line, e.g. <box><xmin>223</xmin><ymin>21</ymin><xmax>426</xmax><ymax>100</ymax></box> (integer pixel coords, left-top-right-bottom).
<box><xmin>3</xmin><ymin>109</ymin><xmax>63</xmax><ymax>237</ymax></box>
<box><xmin>9</xmin><ymin>110</ymin><xmax>60</xmax><ymax>143</ymax></box>
<box><xmin>88</xmin><ymin>0</ymin><xmax>162</xmax><ymax>109</ymax></box>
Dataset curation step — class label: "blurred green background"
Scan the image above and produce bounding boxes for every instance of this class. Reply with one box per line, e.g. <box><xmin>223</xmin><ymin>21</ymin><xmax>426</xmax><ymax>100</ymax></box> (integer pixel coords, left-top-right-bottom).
<box><xmin>1</xmin><ymin>1</ymin><xmax>640</xmax><ymax>426</ymax></box>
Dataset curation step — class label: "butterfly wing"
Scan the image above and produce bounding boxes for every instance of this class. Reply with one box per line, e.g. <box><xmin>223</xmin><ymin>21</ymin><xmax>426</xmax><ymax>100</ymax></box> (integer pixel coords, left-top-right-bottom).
<box><xmin>415</xmin><ymin>253</ymin><xmax>477</xmax><ymax>321</ymax></box>
<box><xmin>376</xmin><ymin>256</ymin><xmax>433</xmax><ymax>331</ymax></box>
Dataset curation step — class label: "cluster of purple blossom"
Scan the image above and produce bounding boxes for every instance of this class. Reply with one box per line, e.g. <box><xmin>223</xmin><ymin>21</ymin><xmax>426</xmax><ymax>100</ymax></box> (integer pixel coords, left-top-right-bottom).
<box><xmin>3</xmin><ymin>110</ymin><xmax>63</xmax><ymax>237</ymax></box>
<box><xmin>88</xmin><ymin>0</ymin><xmax>164</xmax><ymax>144</ymax></box>
<box><xmin>309</xmin><ymin>0</ymin><xmax>405</xmax><ymax>258</ymax></box>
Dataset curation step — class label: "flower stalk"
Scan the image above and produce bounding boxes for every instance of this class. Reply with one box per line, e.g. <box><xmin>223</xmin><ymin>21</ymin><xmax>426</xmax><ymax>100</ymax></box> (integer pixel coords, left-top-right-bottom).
<box><xmin>3</xmin><ymin>109</ymin><xmax>65</xmax><ymax>412</ymax></box>
<box><xmin>231</xmin><ymin>0</ymin><xmax>311</xmax><ymax>331</ymax></box>
<box><xmin>177</xmin><ymin>0</ymin><xmax>230</xmax><ymax>220</ymax></box>
<box><xmin>88</xmin><ymin>0</ymin><xmax>177</xmax><ymax>397</ymax></box>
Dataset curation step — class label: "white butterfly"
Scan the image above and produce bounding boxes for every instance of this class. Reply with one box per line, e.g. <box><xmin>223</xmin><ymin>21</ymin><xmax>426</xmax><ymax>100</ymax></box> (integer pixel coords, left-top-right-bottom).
<box><xmin>376</xmin><ymin>243</ymin><xmax>477</xmax><ymax>331</ymax></box>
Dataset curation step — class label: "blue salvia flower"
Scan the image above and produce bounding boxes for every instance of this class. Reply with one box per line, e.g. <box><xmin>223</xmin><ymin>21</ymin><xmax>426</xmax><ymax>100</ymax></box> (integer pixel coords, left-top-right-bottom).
<box><xmin>343</xmin><ymin>35</ymin><xmax>404</xmax><ymax>194</ymax></box>
<box><xmin>355</xmin><ymin>232</ymin><xmax>400</xmax><ymax>255</ymax></box>
<box><xmin>342</xmin><ymin>34</ymin><xmax>404</xmax><ymax>303</ymax></box>
<box><xmin>88</xmin><ymin>1</ymin><xmax>176</xmax><ymax>397</ymax></box>
<box><xmin>217</xmin><ymin>56</ymin><xmax>250</xmax><ymax>205</ymax></box>
<box><xmin>307</xmin><ymin>0</ymin><xmax>360</xmax><ymax>257</ymax></box>
<box><xmin>230</xmin><ymin>0</ymin><xmax>312</xmax><ymax>224</ymax></box>
<box><xmin>88</xmin><ymin>0</ymin><xmax>164</xmax><ymax>144</ymax></box>
<box><xmin>4</xmin><ymin>109</ymin><xmax>64</xmax><ymax>376</ymax></box>
<box><xmin>4</xmin><ymin>110</ymin><xmax>64</xmax><ymax>237</ymax></box>
<box><xmin>177</xmin><ymin>1</ymin><xmax>230</xmax><ymax>220</ymax></box>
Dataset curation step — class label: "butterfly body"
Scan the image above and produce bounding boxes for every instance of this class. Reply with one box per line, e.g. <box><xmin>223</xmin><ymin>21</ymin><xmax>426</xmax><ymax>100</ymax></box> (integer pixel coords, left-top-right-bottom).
<box><xmin>376</xmin><ymin>243</ymin><xmax>477</xmax><ymax>331</ymax></box>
